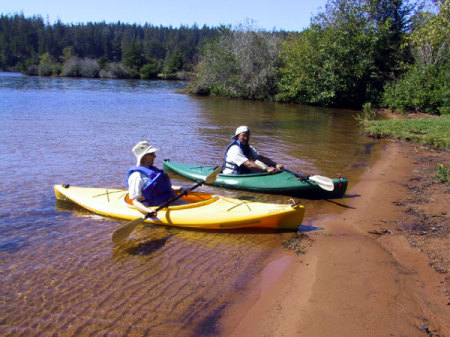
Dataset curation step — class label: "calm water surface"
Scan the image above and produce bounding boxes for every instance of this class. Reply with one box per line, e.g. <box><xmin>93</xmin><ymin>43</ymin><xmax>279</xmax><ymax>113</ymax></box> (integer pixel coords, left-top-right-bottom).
<box><xmin>0</xmin><ymin>72</ymin><xmax>382</xmax><ymax>336</ymax></box>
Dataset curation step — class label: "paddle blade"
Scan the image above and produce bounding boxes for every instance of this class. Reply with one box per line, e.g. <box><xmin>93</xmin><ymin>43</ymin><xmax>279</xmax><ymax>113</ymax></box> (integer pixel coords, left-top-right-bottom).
<box><xmin>112</xmin><ymin>216</ymin><xmax>146</xmax><ymax>244</ymax></box>
<box><xmin>205</xmin><ymin>165</ymin><xmax>222</xmax><ymax>184</ymax></box>
<box><xmin>309</xmin><ymin>175</ymin><xmax>335</xmax><ymax>191</ymax></box>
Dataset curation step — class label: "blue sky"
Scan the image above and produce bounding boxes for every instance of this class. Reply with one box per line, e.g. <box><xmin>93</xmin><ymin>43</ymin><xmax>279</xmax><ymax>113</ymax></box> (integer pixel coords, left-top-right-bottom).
<box><xmin>1</xmin><ymin>0</ymin><xmax>329</xmax><ymax>31</ymax></box>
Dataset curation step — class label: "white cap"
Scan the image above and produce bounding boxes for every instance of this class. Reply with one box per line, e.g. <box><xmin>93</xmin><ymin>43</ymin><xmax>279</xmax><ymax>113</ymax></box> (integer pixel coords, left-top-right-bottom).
<box><xmin>132</xmin><ymin>140</ymin><xmax>159</xmax><ymax>166</ymax></box>
<box><xmin>233</xmin><ymin>125</ymin><xmax>250</xmax><ymax>139</ymax></box>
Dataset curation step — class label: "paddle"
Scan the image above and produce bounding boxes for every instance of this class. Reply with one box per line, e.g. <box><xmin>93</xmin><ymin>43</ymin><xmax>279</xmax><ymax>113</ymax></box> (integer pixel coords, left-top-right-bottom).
<box><xmin>282</xmin><ymin>168</ymin><xmax>335</xmax><ymax>192</ymax></box>
<box><xmin>112</xmin><ymin>165</ymin><xmax>222</xmax><ymax>244</ymax></box>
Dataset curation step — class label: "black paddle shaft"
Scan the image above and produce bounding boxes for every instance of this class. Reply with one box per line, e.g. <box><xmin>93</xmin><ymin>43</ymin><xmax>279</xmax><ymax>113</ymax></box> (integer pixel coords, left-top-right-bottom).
<box><xmin>145</xmin><ymin>180</ymin><xmax>205</xmax><ymax>218</ymax></box>
<box><xmin>283</xmin><ymin>168</ymin><xmax>309</xmax><ymax>181</ymax></box>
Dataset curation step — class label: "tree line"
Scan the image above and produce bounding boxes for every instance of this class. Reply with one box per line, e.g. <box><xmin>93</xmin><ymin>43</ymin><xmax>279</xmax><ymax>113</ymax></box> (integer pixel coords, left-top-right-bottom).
<box><xmin>0</xmin><ymin>13</ymin><xmax>218</xmax><ymax>79</ymax></box>
<box><xmin>189</xmin><ymin>0</ymin><xmax>448</xmax><ymax>114</ymax></box>
<box><xmin>1</xmin><ymin>0</ymin><xmax>448</xmax><ymax>114</ymax></box>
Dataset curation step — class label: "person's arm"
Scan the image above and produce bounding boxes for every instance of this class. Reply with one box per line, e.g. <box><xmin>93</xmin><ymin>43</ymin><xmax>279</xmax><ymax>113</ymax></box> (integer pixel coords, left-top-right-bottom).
<box><xmin>171</xmin><ymin>185</ymin><xmax>191</xmax><ymax>194</ymax></box>
<box><xmin>241</xmin><ymin>160</ymin><xmax>267</xmax><ymax>172</ymax></box>
<box><xmin>228</xmin><ymin>145</ymin><xmax>281</xmax><ymax>174</ymax></box>
<box><xmin>256</xmin><ymin>155</ymin><xmax>275</xmax><ymax>167</ymax></box>
<box><xmin>128</xmin><ymin>172</ymin><xmax>153</xmax><ymax>216</ymax></box>
<box><xmin>252</xmin><ymin>154</ymin><xmax>284</xmax><ymax>173</ymax></box>
<box><xmin>132</xmin><ymin>198</ymin><xmax>152</xmax><ymax>215</ymax></box>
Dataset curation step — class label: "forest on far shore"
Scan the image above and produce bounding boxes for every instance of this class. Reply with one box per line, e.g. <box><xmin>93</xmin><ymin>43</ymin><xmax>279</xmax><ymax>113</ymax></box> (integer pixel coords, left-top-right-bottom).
<box><xmin>1</xmin><ymin>0</ymin><xmax>448</xmax><ymax>114</ymax></box>
<box><xmin>0</xmin><ymin>14</ymin><xmax>221</xmax><ymax>79</ymax></box>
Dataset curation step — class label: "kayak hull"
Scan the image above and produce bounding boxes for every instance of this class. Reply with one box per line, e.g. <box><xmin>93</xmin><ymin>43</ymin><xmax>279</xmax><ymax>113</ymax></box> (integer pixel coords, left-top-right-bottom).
<box><xmin>163</xmin><ymin>160</ymin><xmax>348</xmax><ymax>199</ymax></box>
<box><xmin>54</xmin><ymin>185</ymin><xmax>305</xmax><ymax>230</ymax></box>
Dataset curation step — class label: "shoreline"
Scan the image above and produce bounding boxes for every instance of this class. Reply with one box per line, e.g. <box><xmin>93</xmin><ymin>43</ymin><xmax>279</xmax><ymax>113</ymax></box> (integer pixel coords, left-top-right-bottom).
<box><xmin>219</xmin><ymin>141</ymin><xmax>449</xmax><ymax>336</ymax></box>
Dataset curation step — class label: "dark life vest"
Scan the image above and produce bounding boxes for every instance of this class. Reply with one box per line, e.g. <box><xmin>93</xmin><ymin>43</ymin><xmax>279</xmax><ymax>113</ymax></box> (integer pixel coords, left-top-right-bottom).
<box><xmin>127</xmin><ymin>166</ymin><xmax>175</xmax><ymax>206</ymax></box>
<box><xmin>222</xmin><ymin>140</ymin><xmax>254</xmax><ymax>174</ymax></box>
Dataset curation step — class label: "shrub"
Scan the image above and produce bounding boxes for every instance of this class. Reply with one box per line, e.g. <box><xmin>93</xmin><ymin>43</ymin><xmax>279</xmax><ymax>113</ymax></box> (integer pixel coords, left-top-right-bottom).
<box><xmin>79</xmin><ymin>58</ymin><xmax>100</xmax><ymax>78</ymax></box>
<box><xmin>38</xmin><ymin>53</ymin><xmax>54</xmax><ymax>76</ymax></box>
<box><xmin>25</xmin><ymin>64</ymin><xmax>38</xmax><ymax>76</ymax></box>
<box><xmin>99</xmin><ymin>62</ymin><xmax>130</xmax><ymax>79</ymax></box>
<box><xmin>61</xmin><ymin>57</ymin><xmax>81</xmax><ymax>77</ymax></box>
<box><xmin>354</xmin><ymin>102</ymin><xmax>379</xmax><ymax>126</ymax></box>
<box><xmin>61</xmin><ymin>57</ymin><xmax>100</xmax><ymax>78</ymax></box>
<box><xmin>141</xmin><ymin>61</ymin><xmax>161</xmax><ymax>79</ymax></box>
<box><xmin>383</xmin><ymin>61</ymin><xmax>449</xmax><ymax>115</ymax></box>
<box><xmin>435</xmin><ymin>163</ymin><xmax>449</xmax><ymax>183</ymax></box>
<box><xmin>188</xmin><ymin>25</ymin><xmax>283</xmax><ymax>100</ymax></box>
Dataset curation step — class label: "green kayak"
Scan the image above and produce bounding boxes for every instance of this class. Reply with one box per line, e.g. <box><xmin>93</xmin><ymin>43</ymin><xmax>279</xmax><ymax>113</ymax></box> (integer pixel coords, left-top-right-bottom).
<box><xmin>163</xmin><ymin>160</ymin><xmax>348</xmax><ymax>199</ymax></box>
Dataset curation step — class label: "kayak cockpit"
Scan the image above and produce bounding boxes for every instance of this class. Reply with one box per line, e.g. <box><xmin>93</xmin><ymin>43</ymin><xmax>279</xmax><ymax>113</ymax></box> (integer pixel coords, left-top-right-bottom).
<box><xmin>123</xmin><ymin>191</ymin><xmax>219</xmax><ymax>210</ymax></box>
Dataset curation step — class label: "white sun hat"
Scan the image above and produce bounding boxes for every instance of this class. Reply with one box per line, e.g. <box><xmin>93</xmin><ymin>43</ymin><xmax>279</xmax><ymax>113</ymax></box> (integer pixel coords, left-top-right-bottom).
<box><xmin>132</xmin><ymin>140</ymin><xmax>159</xmax><ymax>166</ymax></box>
<box><xmin>233</xmin><ymin>125</ymin><xmax>250</xmax><ymax>139</ymax></box>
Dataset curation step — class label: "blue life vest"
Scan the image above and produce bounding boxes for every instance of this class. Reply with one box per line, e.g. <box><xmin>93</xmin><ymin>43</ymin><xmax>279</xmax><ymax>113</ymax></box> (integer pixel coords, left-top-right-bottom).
<box><xmin>127</xmin><ymin>166</ymin><xmax>175</xmax><ymax>206</ymax></box>
<box><xmin>222</xmin><ymin>140</ymin><xmax>254</xmax><ymax>174</ymax></box>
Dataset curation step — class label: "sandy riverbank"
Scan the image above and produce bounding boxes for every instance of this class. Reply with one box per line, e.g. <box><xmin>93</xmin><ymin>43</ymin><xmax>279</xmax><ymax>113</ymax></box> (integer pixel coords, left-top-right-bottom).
<box><xmin>219</xmin><ymin>141</ymin><xmax>449</xmax><ymax>337</ymax></box>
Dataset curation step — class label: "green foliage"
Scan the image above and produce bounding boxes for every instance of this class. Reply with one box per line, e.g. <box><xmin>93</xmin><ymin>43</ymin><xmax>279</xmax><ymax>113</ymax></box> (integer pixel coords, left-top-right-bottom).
<box><xmin>367</xmin><ymin>0</ymin><xmax>414</xmax><ymax>80</ymax></box>
<box><xmin>410</xmin><ymin>0</ymin><xmax>449</xmax><ymax>51</ymax></box>
<box><xmin>163</xmin><ymin>50</ymin><xmax>184</xmax><ymax>74</ymax></box>
<box><xmin>122</xmin><ymin>41</ymin><xmax>146</xmax><ymax>70</ymax></box>
<box><xmin>276</xmin><ymin>24</ymin><xmax>376</xmax><ymax>107</ymax></box>
<box><xmin>18</xmin><ymin>57</ymin><xmax>38</xmax><ymax>74</ymax></box>
<box><xmin>60</xmin><ymin>46</ymin><xmax>77</xmax><ymax>63</ymax></box>
<box><xmin>435</xmin><ymin>163</ymin><xmax>449</xmax><ymax>183</ymax></box>
<box><xmin>383</xmin><ymin>0</ymin><xmax>450</xmax><ymax>115</ymax></box>
<box><xmin>354</xmin><ymin>102</ymin><xmax>379</xmax><ymax>126</ymax></box>
<box><xmin>51</xmin><ymin>62</ymin><xmax>62</xmax><ymax>76</ymax></box>
<box><xmin>98</xmin><ymin>56</ymin><xmax>109</xmax><ymax>69</ymax></box>
<box><xmin>383</xmin><ymin>61</ymin><xmax>449</xmax><ymax>114</ymax></box>
<box><xmin>276</xmin><ymin>0</ymin><xmax>412</xmax><ymax>108</ymax></box>
<box><xmin>188</xmin><ymin>25</ymin><xmax>283</xmax><ymax>100</ymax></box>
<box><xmin>38</xmin><ymin>53</ymin><xmax>55</xmax><ymax>76</ymax></box>
<box><xmin>362</xmin><ymin>114</ymin><xmax>450</xmax><ymax>148</ymax></box>
<box><xmin>438</xmin><ymin>106</ymin><xmax>449</xmax><ymax>115</ymax></box>
<box><xmin>0</xmin><ymin>13</ymin><xmax>218</xmax><ymax>75</ymax></box>
<box><xmin>141</xmin><ymin>60</ymin><xmax>160</xmax><ymax>79</ymax></box>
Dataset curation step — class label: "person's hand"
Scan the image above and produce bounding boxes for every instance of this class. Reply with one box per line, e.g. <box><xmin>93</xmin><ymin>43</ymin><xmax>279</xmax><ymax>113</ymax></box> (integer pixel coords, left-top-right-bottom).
<box><xmin>172</xmin><ymin>185</ymin><xmax>183</xmax><ymax>193</ymax></box>
<box><xmin>145</xmin><ymin>211</ymin><xmax>157</xmax><ymax>219</ymax></box>
<box><xmin>266</xmin><ymin>167</ymin><xmax>278</xmax><ymax>174</ymax></box>
<box><xmin>276</xmin><ymin>164</ymin><xmax>284</xmax><ymax>170</ymax></box>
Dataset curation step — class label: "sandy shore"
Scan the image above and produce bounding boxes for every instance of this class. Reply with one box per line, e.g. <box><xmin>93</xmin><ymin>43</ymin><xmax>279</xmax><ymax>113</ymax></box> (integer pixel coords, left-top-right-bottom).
<box><xmin>220</xmin><ymin>141</ymin><xmax>449</xmax><ymax>337</ymax></box>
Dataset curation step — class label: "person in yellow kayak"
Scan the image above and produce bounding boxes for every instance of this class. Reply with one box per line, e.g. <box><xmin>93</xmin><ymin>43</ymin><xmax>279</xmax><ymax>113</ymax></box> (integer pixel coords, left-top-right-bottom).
<box><xmin>127</xmin><ymin>140</ymin><xmax>185</xmax><ymax>214</ymax></box>
<box><xmin>222</xmin><ymin>126</ymin><xmax>284</xmax><ymax>175</ymax></box>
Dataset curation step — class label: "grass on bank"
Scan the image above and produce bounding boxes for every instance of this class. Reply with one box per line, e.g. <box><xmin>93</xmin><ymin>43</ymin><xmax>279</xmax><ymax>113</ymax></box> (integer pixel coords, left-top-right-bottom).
<box><xmin>361</xmin><ymin>114</ymin><xmax>449</xmax><ymax>149</ymax></box>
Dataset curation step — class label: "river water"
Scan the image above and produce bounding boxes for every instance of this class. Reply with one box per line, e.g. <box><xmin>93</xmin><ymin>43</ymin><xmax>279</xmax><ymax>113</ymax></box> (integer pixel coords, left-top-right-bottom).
<box><xmin>0</xmin><ymin>72</ymin><xmax>382</xmax><ymax>336</ymax></box>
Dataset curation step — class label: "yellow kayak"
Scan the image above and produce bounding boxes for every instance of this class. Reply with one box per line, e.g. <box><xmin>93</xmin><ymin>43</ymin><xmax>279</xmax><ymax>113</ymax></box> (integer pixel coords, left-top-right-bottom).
<box><xmin>54</xmin><ymin>184</ymin><xmax>305</xmax><ymax>230</ymax></box>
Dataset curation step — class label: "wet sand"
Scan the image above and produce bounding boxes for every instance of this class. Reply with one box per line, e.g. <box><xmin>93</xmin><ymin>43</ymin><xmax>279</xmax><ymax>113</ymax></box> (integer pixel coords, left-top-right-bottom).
<box><xmin>220</xmin><ymin>141</ymin><xmax>449</xmax><ymax>337</ymax></box>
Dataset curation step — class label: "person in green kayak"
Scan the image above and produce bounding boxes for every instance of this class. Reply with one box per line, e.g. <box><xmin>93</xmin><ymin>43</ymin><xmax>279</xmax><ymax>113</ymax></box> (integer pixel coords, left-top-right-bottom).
<box><xmin>127</xmin><ymin>140</ymin><xmax>186</xmax><ymax>215</ymax></box>
<box><xmin>222</xmin><ymin>126</ymin><xmax>284</xmax><ymax>175</ymax></box>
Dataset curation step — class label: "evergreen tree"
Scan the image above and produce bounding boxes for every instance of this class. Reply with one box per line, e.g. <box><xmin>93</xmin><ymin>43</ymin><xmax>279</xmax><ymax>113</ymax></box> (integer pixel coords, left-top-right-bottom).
<box><xmin>0</xmin><ymin>13</ymin><xmax>218</xmax><ymax>75</ymax></box>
